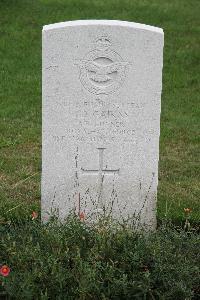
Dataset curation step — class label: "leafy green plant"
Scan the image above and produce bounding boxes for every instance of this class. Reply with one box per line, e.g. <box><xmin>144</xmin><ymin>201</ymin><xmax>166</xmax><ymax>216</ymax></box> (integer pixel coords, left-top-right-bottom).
<box><xmin>0</xmin><ymin>215</ymin><xmax>199</xmax><ymax>299</ymax></box>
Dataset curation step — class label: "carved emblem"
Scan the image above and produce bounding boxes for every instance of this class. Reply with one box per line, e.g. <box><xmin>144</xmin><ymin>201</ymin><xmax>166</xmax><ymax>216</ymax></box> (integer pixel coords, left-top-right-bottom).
<box><xmin>76</xmin><ymin>36</ymin><xmax>128</xmax><ymax>95</ymax></box>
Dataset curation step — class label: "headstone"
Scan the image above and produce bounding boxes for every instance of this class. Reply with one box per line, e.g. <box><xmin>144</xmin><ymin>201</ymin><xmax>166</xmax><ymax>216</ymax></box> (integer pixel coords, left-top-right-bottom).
<box><xmin>42</xmin><ymin>20</ymin><xmax>164</xmax><ymax>229</ymax></box>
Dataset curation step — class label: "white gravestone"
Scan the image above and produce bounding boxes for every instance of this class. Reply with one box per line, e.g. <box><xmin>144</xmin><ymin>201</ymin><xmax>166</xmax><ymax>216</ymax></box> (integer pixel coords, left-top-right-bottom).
<box><xmin>42</xmin><ymin>20</ymin><xmax>164</xmax><ymax>229</ymax></box>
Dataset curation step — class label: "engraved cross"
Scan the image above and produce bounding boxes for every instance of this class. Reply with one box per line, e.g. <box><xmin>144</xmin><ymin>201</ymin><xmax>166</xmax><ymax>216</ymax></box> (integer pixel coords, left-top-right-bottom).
<box><xmin>81</xmin><ymin>148</ymin><xmax>119</xmax><ymax>208</ymax></box>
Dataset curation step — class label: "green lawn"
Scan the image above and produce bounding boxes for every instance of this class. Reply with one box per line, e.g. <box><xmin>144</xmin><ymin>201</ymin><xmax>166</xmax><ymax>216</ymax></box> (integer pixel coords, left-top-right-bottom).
<box><xmin>0</xmin><ymin>0</ymin><xmax>199</xmax><ymax>223</ymax></box>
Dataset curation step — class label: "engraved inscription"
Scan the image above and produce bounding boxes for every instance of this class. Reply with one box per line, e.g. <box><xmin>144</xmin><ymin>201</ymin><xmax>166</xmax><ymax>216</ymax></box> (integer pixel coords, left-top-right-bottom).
<box><xmin>50</xmin><ymin>94</ymin><xmax>140</xmax><ymax>144</ymax></box>
<box><xmin>81</xmin><ymin>148</ymin><xmax>119</xmax><ymax>208</ymax></box>
<box><xmin>75</xmin><ymin>36</ymin><xmax>129</xmax><ymax>95</ymax></box>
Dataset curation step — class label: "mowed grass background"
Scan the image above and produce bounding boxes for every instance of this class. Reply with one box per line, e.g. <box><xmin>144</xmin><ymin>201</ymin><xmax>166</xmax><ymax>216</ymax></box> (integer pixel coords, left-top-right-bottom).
<box><xmin>0</xmin><ymin>0</ymin><xmax>199</xmax><ymax>223</ymax></box>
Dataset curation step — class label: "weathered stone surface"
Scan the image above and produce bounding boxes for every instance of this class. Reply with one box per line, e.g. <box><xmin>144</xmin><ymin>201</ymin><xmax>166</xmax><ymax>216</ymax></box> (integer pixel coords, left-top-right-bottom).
<box><xmin>42</xmin><ymin>20</ymin><xmax>164</xmax><ymax>228</ymax></box>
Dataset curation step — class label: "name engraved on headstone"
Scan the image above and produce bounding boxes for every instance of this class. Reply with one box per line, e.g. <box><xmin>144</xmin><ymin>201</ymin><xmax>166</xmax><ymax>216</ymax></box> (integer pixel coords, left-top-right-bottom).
<box><xmin>50</xmin><ymin>95</ymin><xmax>138</xmax><ymax>144</ymax></box>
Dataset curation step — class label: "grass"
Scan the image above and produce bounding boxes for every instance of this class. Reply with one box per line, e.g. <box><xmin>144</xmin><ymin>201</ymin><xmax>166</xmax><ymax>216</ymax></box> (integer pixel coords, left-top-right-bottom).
<box><xmin>0</xmin><ymin>216</ymin><xmax>200</xmax><ymax>299</ymax></box>
<box><xmin>0</xmin><ymin>1</ymin><xmax>199</xmax><ymax>295</ymax></box>
<box><xmin>0</xmin><ymin>1</ymin><xmax>199</xmax><ymax>221</ymax></box>
<box><xmin>0</xmin><ymin>0</ymin><xmax>200</xmax><ymax>222</ymax></box>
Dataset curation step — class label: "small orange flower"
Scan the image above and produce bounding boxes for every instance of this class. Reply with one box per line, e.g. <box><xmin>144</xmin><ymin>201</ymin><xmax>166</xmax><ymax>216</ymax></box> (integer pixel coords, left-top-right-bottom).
<box><xmin>184</xmin><ymin>208</ymin><xmax>192</xmax><ymax>214</ymax></box>
<box><xmin>0</xmin><ymin>265</ymin><xmax>10</xmax><ymax>277</ymax></box>
<box><xmin>31</xmin><ymin>211</ymin><xmax>38</xmax><ymax>220</ymax></box>
<box><xmin>79</xmin><ymin>212</ymin><xmax>85</xmax><ymax>222</ymax></box>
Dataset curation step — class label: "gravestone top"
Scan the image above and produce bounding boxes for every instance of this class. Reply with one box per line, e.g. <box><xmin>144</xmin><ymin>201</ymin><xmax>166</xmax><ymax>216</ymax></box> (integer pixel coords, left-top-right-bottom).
<box><xmin>43</xmin><ymin>20</ymin><xmax>163</xmax><ymax>34</ymax></box>
<box><xmin>42</xmin><ymin>20</ymin><xmax>164</xmax><ymax>229</ymax></box>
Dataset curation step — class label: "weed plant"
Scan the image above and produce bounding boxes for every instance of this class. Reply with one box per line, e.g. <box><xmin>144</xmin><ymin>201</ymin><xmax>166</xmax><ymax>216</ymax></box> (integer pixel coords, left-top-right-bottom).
<box><xmin>0</xmin><ymin>215</ymin><xmax>199</xmax><ymax>299</ymax></box>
